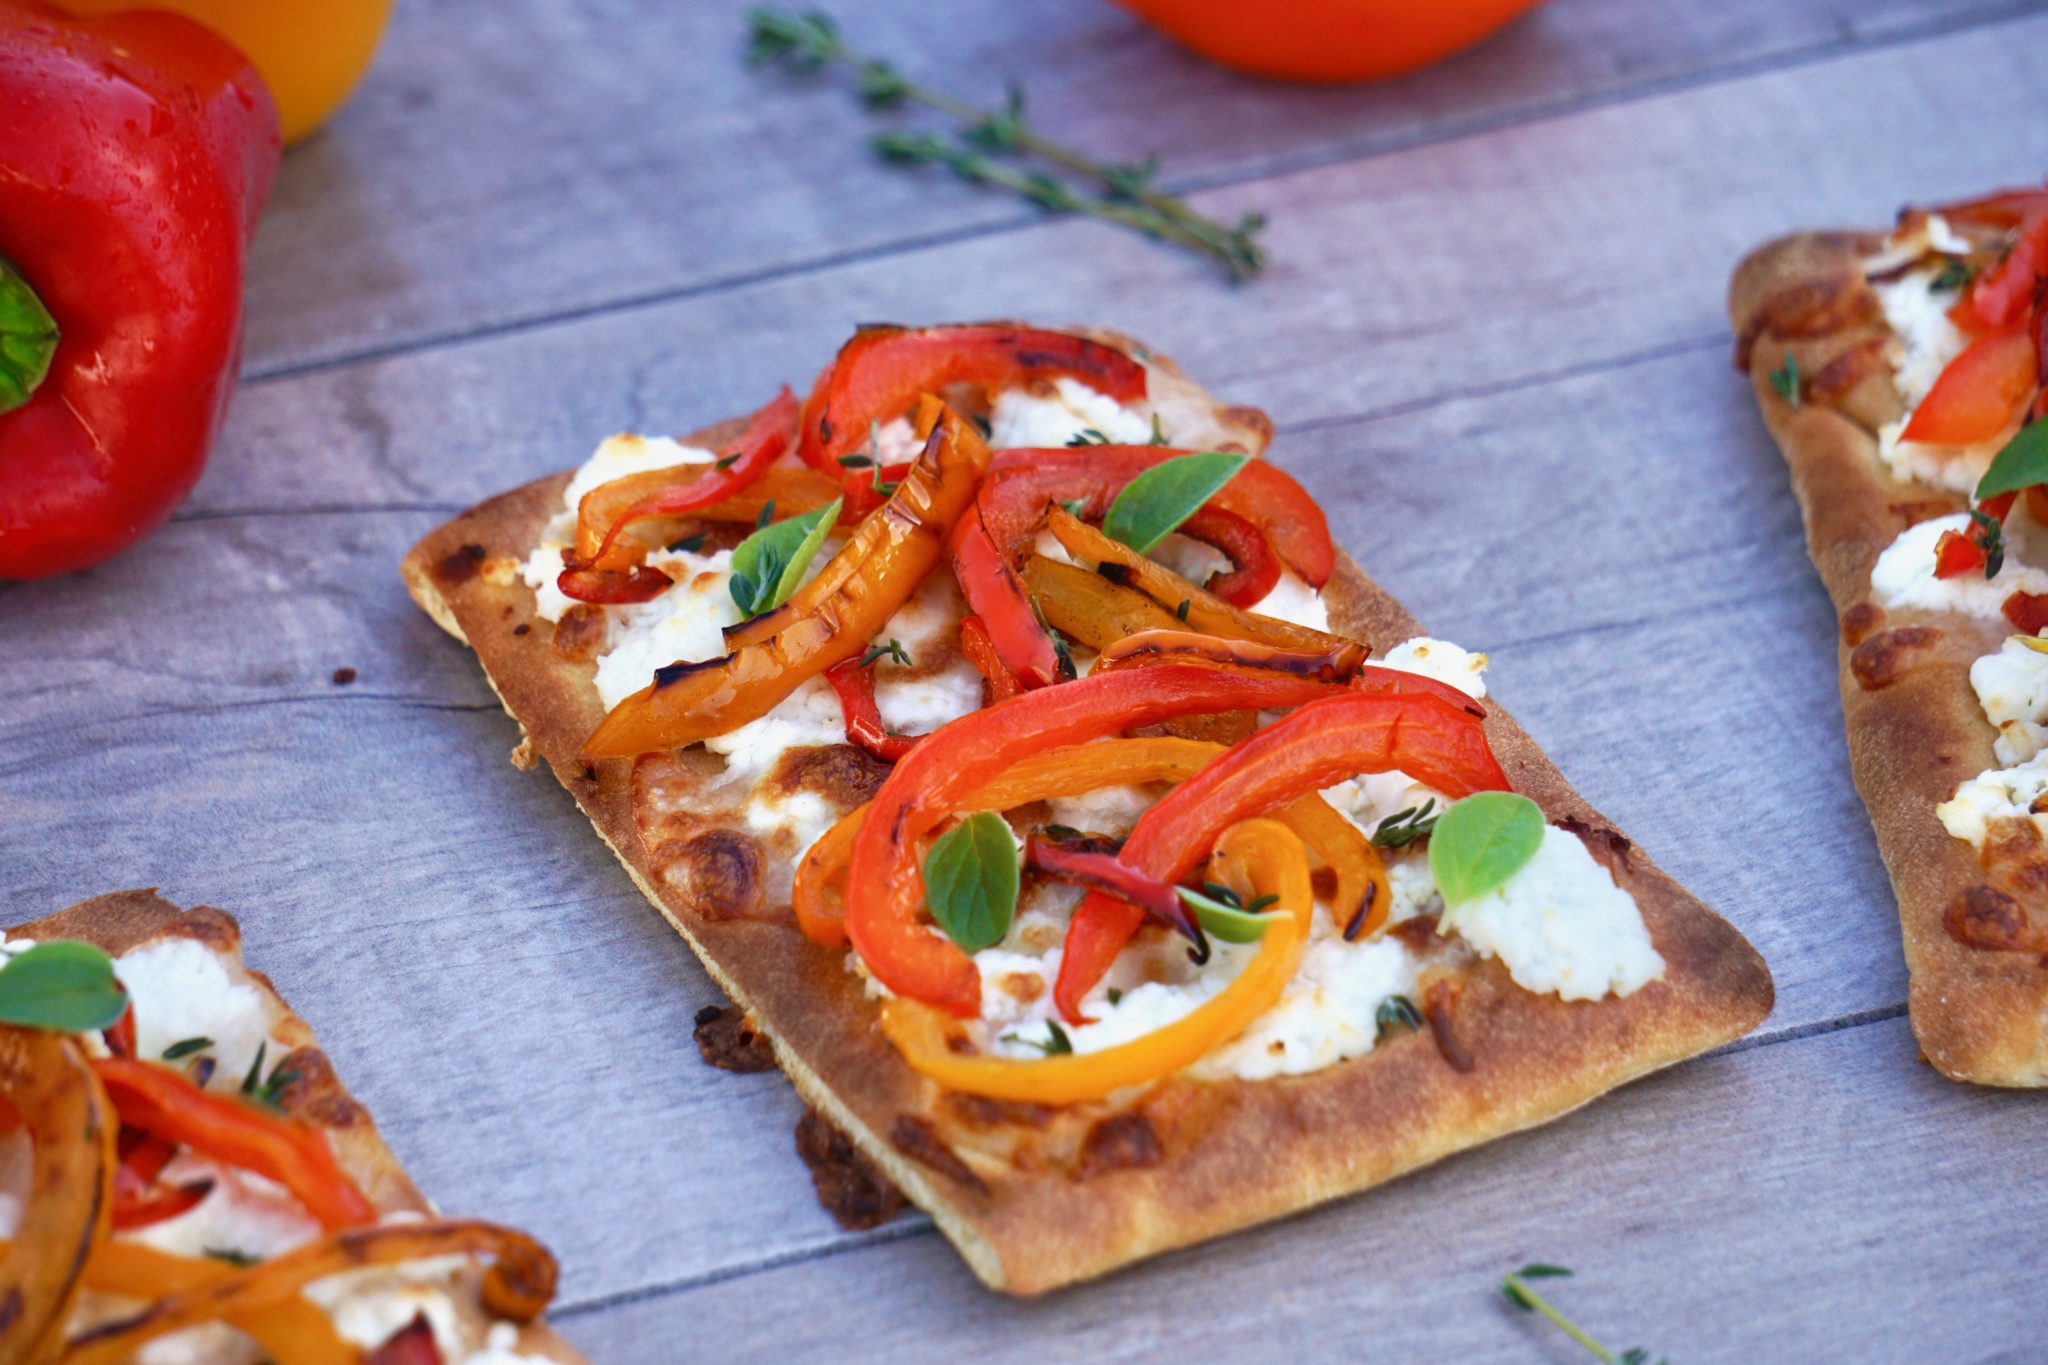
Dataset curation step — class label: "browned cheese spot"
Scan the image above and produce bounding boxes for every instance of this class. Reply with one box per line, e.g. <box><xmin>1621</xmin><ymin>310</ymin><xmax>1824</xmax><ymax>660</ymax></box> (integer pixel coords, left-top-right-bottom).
<box><xmin>888</xmin><ymin>1115</ymin><xmax>990</xmax><ymax>1196</ymax></box>
<box><xmin>1850</xmin><ymin>626</ymin><xmax>1945</xmax><ymax>690</ymax></box>
<box><xmin>794</xmin><ymin>1109</ymin><xmax>908</xmax><ymax>1231</ymax></box>
<box><xmin>655</xmin><ymin>829</ymin><xmax>765</xmax><ymax>921</ymax></box>
<box><xmin>1733</xmin><ymin>275</ymin><xmax>1880</xmax><ymax>371</ymax></box>
<box><xmin>1943</xmin><ymin>883</ymin><xmax>2043</xmax><ymax>953</ymax></box>
<box><xmin>944</xmin><ymin>1092</ymin><xmax>1058</xmax><ymax>1131</ymax></box>
<box><xmin>692</xmin><ymin>1005</ymin><xmax>777</xmax><ymax>1073</ymax></box>
<box><xmin>273</xmin><ymin>1047</ymin><xmax>369</xmax><ymax>1130</ymax></box>
<box><xmin>765</xmin><ymin>743</ymin><xmax>894</xmax><ymax>811</ymax></box>
<box><xmin>1071</xmin><ymin>1113</ymin><xmax>1165</xmax><ymax>1181</ymax></box>
<box><xmin>1808</xmin><ymin>335</ymin><xmax>1891</xmax><ymax>403</ymax></box>
<box><xmin>550</xmin><ymin>604</ymin><xmax>608</xmax><ymax>663</ymax></box>
<box><xmin>1221</xmin><ymin>405</ymin><xmax>1275</xmax><ymax>449</ymax></box>
<box><xmin>1840</xmin><ymin>601</ymin><xmax>1887</xmax><ymax>647</ymax></box>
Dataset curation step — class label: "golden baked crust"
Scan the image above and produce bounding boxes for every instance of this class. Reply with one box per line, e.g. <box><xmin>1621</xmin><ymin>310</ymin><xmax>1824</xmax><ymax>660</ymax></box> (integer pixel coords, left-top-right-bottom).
<box><xmin>9</xmin><ymin>889</ymin><xmax>588</xmax><ymax>1362</ymax></box>
<box><xmin>1731</xmin><ymin>232</ymin><xmax>2048</xmax><ymax>1087</ymax></box>
<box><xmin>402</xmin><ymin>343</ymin><xmax>1773</xmax><ymax>1292</ymax></box>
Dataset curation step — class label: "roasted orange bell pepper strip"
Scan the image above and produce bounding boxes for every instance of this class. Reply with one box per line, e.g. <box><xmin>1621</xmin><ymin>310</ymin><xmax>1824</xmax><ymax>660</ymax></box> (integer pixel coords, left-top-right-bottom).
<box><xmin>1020</xmin><ymin>553</ymin><xmax>1186</xmax><ymax>651</ymax></box>
<box><xmin>0</xmin><ymin>1026</ymin><xmax>114</xmax><ymax>1365</ymax></box>
<box><xmin>583</xmin><ymin>400</ymin><xmax>990</xmax><ymax>758</ymax></box>
<box><xmin>1096</xmin><ymin>626</ymin><xmax>1365</xmax><ymax>680</ymax></box>
<box><xmin>843</xmin><ymin>666</ymin><xmax>1348</xmax><ymax>1013</ymax></box>
<box><xmin>879</xmin><ymin>818</ymin><xmax>1312</xmax><ymax>1103</ymax></box>
<box><xmin>93</xmin><ymin>1057</ymin><xmax>375</xmax><ymax>1232</ymax></box>
<box><xmin>69</xmin><ymin>1239</ymin><xmax>358</xmax><ymax>1365</ymax></box>
<box><xmin>797</xmin><ymin>324</ymin><xmax>1146</xmax><ymax>471</ymax></box>
<box><xmin>1053</xmin><ymin>689</ymin><xmax>1507</xmax><ymax>1017</ymax></box>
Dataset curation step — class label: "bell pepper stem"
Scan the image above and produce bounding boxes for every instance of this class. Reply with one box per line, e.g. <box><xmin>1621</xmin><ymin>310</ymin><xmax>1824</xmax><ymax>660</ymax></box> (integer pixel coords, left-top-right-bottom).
<box><xmin>0</xmin><ymin>259</ymin><xmax>59</xmax><ymax>416</ymax></box>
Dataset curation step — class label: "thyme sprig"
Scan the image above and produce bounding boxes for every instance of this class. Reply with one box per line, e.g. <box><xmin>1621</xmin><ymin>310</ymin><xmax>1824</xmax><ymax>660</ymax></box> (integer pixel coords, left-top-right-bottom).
<box><xmin>1501</xmin><ymin>1265</ymin><xmax>1668</xmax><ymax>1365</ymax></box>
<box><xmin>746</xmin><ymin>8</ymin><xmax>1266</xmax><ymax>280</ymax></box>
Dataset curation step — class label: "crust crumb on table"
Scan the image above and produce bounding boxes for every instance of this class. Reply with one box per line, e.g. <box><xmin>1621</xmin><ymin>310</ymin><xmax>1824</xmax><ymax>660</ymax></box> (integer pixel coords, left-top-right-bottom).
<box><xmin>401</xmin><ymin>339</ymin><xmax>1773</xmax><ymax>1292</ymax></box>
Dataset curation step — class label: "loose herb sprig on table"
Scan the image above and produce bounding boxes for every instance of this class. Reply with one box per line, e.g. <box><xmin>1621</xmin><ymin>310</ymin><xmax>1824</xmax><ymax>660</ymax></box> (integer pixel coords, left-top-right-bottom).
<box><xmin>1501</xmin><ymin>1265</ymin><xmax>1669</xmax><ymax>1364</ymax></box>
<box><xmin>745</xmin><ymin>8</ymin><xmax>1267</xmax><ymax>281</ymax></box>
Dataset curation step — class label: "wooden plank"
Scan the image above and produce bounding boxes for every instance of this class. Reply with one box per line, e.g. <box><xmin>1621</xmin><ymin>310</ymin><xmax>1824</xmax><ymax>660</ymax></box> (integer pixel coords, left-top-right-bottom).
<box><xmin>556</xmin><ymin>1016</ymin><xmax>2047</xmax><ymax>1360</ymax></box>
<box><xmin>244</xmin><ymin>0</ymin><xmax>2039</xmax><ymax>374</ymax></box>
<box><xmin>209</xmin><ymin>11</ymin><xmax>2048</xmax><ymax>533</ymax></box>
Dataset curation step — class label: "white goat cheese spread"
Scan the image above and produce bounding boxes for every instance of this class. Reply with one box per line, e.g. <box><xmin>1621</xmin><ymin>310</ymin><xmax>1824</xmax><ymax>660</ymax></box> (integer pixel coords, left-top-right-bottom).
<box><xmin>1378</xmin><ymin>636</ymin><xmax>1489</xmax><ymax>698</ymax></box>
<box><xmin>1870</xmin><ymin>514</ymin><xmax>2048</xmax><ymax>618</ymax></box>
<box><xmin>990</xmin><ymin>377</ymin><xmax>1158</xmax><ymax>449</ymax></box>
<box><xmin>1867</xmin><ymin>216</ymin><xmax>1998</xmax><ymax>493</ymax></box>
<box><xmin>1442</xmin><ymin>826</ymin><xmax>1665</xmax><ymax>1001</ymax></box>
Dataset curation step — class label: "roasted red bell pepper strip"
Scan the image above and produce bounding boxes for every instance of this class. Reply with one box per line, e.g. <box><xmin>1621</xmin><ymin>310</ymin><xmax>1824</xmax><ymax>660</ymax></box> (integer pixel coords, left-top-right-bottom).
<box><xmin>824</xmin><ymin>658</ymin><xmax>919</xmax><ymax>762</ymax></box>
<box><xmin>111</xmin><ymin>1128</ymin><xmax>212</xmax><ymax>1231</ymax></box>
<box><xmin>1934</xmin><ymin>529</ymin><xmax>1989</xmax><ymax>579</ymax></box>
<box><xmin>843</xmin><ymin>665</ymin><xmax>1349</xmax><ymax>1015</ymax></box>
<box><xmin>949</xmin><ymin>509</ymin><xmax>1064</xmax><ymax>688</ymax></box>
<box><xmin>1351</xmin><ymin>662</ymin><xmax>1488</xmax><ymax>719</ymax></box>
<box><xmin>798</xmin><ymin>324</ymin><xmax>1147</xmax><ymax>472</ymax></box>
<box><xmin>1023</xmin><ymin>836</ymin><xmax>1202</xmax><ymax>948</ymax></box>
<box><xmin>568</xmin><ymin>386</ymin><xmax>798</xmax><ymax>572</ymax></box>
<box><xmin>0</xmin><ymin>5</ymin><xmax>280</xmax><ymax>578</ymax></box>
<box><xmin>554</xmin><ymin>563</ymin><xmax>675</xmax><ymax>605</ymax></box>
<box><xmin>1963</xmin><ymin>200</ymin><xmax>2048</xmax><ymax>333</ymax></box>
<box><xmin>956</xmin><ymin>613</ymin><xmax>1026</xmax><ymax>701</ymax></box>
<box><xmin>2006</xmin><ymin>591</ymin><xmax>2048</xmax><ymax>635</ymax></box>
<box><xmin>1052</xmin><ymin>690</ymin><xmax>1509</xmax><ymax>1019</ymax></box>
<box><xmin>1901</xmin><ymin>328</ymin><xmax>2036</xmax><ymax>447</ymax></box>
<box><xmin>92</xmin><ymin>1057</ymin><xmax>376</xmax><ymax>1232</ymax></box>
<box><xmin>1179</xmin><ymin>504</ymin><xmax>1281</xmax><ymax>606</ymax></box>
<box><xmin>104</xmin><ymin>1003</ymin><xmax>136</xmax><ymax>1059</ymax></box>
<box><xmin>982</xmin><ymin>445</ymin><xmax>1335</xmax><ymax>587</ymax></box>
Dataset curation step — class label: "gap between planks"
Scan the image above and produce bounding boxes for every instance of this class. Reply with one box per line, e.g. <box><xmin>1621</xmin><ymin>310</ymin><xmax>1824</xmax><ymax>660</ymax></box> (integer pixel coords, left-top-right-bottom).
<box><xmin>231</xmin><ymin>4</ymin><xmax>2045</xmax><ymax>394</ymax></box>
<box><xmin>544</xmin><ymin>1001</ymin><xmax>1910</xmax><ymax>1321</ymax></box>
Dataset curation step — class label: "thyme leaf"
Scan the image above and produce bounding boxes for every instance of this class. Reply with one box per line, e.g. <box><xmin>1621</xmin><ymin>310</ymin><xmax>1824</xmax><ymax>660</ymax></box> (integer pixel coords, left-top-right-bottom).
<box><xmin>1769</xmin><ymin>350</ymin><xmax>1801</xmax><ymax>409</ymax></box>
<box><xmin>1371</xmin><ymin>799</ymin><xmax>1438</xmax><ymax>849</ymax></box>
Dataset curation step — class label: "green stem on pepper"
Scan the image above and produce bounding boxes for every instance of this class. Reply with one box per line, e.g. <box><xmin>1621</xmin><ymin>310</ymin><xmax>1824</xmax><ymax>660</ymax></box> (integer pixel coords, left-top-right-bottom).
<box><xmin>745</xmin><ymin>8</ymin><xmax>1266</xmax><ymax>281</ymax></box>
<box><xmin>0</xmin><ymin>260</ymin><xmax>59</xmax><ymax>416</ymax></box>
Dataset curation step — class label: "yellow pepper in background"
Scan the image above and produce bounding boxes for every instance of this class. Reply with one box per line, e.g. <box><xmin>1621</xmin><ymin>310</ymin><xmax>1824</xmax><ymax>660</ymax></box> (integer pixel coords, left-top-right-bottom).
<box><xmin>47</xmin><ymin>0</ymin><xmax>395</xmax><ymax>142</ymax></box>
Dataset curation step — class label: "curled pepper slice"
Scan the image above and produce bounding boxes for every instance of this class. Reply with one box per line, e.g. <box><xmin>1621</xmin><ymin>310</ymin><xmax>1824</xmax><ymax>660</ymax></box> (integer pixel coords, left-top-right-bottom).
<box><xmin>93</xmin><ymin>1056</ymin><xmax>375</xmax><ymax>1232</ymax></box>
<box><xmin>823</xmin><ymin>658</ymin><xmax>919</xmax><ymax>763</ymax></box>
<box><xmin>1179</xmin><ymin>504</ymin><xmax>1280</xmax><ymax>606</ymax></box>
<box><xmin>0</xmin><ymin>1026</ymin><xmax>115</xmax><ymax>1365</ymax></box>
<box><xmin>879</xmin><ymin>818</ymin><xmax>1312</xmax><ymax>1104</ymax></box>
<box><xmin>956</xmin><ymin>613</ymin><xmax>1026</xmax><ymax>701</ymax></box>
<box><xmin>1052</xmin><ymin>689</ymin><xmax>1508</xmax><ymax>1018</ymax></box>
<box><xmin>72</xmin><ymin>1240</ymin><xmax>356</xmax><ymax>1365</ymax></box>
<box><xmin>843</xmin><ymin>665</ymin><xmax>1348</xmax><ymax>1013</ymax></box>
<box><xmin>950</xmin><ymin>508</ymin><xmax>1063</xmax><ymax>688</ymax></box>
<box><xmin>798</xmin><ymin>324</ymin><xmax>1146</xmax><ymax>471</ymax></box>
<box><xmin>584</xmin><ymin>400</ymin><xmax>990</xmax><ymax>758</ymax></box>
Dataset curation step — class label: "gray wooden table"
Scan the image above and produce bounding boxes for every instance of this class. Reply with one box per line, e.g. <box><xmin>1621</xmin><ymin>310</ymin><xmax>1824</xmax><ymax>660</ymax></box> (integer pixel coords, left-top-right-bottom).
<box><xmin>5</xmin><ymin>0</ymin><xmax>2046</xmax><ymax>1358</ymax></box>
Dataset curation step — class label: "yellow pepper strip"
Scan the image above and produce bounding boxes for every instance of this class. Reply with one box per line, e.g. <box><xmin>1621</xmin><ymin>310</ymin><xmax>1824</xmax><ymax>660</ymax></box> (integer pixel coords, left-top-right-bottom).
<box><xmin>583</xmin><ymin>398</ymin><xmax>989</xmax><ymax>758</ymax></box>
<box><xmin>65</xmin><ymin>1240</ymin><xmax>356</xmax><ymax>1365</ymax></box>
<box><xmin>878</xmin><ymin>818</ymin><xmax>1312</xmax><ymax>1104</ymax></box>
<box><xmin>1019</xmin><ymin>554</ymin><xmax>1187</xmax><ymax>652</ymax></box>
<box><xmin>1045</xmin><ymin>503</ymin><xmax>1358</xmax><ymax>654</ymax></box>
<box><xmin>793</xmin><ymin>737</ymin><xmax>1379</xmax><ymax>947</ymax></box>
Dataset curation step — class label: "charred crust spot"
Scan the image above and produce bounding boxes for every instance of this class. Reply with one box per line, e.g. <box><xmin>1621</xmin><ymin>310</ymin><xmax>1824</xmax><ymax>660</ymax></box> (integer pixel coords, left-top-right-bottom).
<box><xmin>1841</xmin><ymin>601</ymin><xmax>1887</xmax><ymax>647</ymax></box>
<box><xmin>274</xmin><ymin>1047</ymin><xmax>369</xmax><ymax>1130</ymax></box>
<box><xmin>163</xmin><ymin>906</ymin><xmax>241</xmax><ymax>952</ymax></box>
<box><xmin>1310</xmin><ymin>866</ymin><xmax>1340</xmax><ymax>901</ymax></box>
<box><xmin>888</xmin><ymin>1115</ymin><xmax>989</xmax><ymax>1196</ymax></box>
<box><xmin>513</xmin><ymin>622</ymin><xmax>531</xmax><ymax>636</ymax></box>
<box><xmin>0</xmin><ymin>1286</ymin><xmax>20</xmax><ymax>1333</ymax></box>
<box><xmin>692</xmin><ymin>1004</ymin><xmax>778</xmax><ymax>1073</ymax></box>
<box><xmin>1388</xmin><ymin>915</ymin><xmax>1440</xmax><ymax>954</ymax></box>
<box><xmin>1071</xmin><ymin>1113</ymin><xmax>1164</xmax><ymax>1181</ymax></box>
<box><xmin>550</xmin><ymin>604</ymin><xmax>608</xmax><ymax>663</ymax></box>
<box><xmin>794</xmin><ymin>1109</ymin><xmax>907</xmax><ymax>1230</ymax></box>
<box><xmin>1850</xmin><ymin>626</ymin><xmax>1945</xmax><ymax>691</ymax></box>
<box><xmin>655</xmin><ymin>829</ymin><xmax>765</xmax><ymax>921</ymax></box>
<box><xmin>945</xmin><ymin>1092</ymin><xmax>1058</xmax><ymax>1131</ymax></box>
<box><xmin>1944</xmin><ymin>883</ymin><xmax>2038</xmax><ymax>952</ymax></box>
<box><xmin>1808</xmin><ymin>335</ymin><xmax>1891</xmax><ymax>402</ymax></box>
<box><xmin>1734</xmin><ymin>276</ymin><xmax>1880</xmax><ymax>371</ymax></box>
<box><xmin>435</xmin><ymin>542</ymin><xmax>488</xmax><ymax>584</ymax></box>
<box><xmin>1221</xmin><ymin>405</ymin><xmax>1275</xmax><ymax>448</ymax></box>
<box><xmin>766</xmin><ymin>743</ymin><xmax>895</xmax><ymax>809</ymax></box>
<box><xmin>1556</xmin><ymin>816</ymin><xmax>1632</xmax><ymax>873</ymax></box>
<box><xmin>1423</xmin><ymin>978</ymin><xmax>1474</xmax><ymax>1073</ymax></box>
<box><xmin>653</xmin><ymin>654</ymin><xmax>725</xmax><ymax>691</ymax></box>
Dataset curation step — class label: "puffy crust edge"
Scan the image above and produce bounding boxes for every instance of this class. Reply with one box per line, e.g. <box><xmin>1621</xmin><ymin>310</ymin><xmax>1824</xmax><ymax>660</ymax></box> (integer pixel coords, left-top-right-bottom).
<box><xmin>7</xmin><ymin>889</ymin><xmax>588</xmax><ymax>1363</ymax></box>
<box><xmin>400</xmin><ymin>351</ymin><xmax>1771</xmax><ymax>1293</ymax></box>
<box><xmin>1730</xmin><ymin>232</ymin><xmax>2048</xmax><ymax>1086</ymax></box>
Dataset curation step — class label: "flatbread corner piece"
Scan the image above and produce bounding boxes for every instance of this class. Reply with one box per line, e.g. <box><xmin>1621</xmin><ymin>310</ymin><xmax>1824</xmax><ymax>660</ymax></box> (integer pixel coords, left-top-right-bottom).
<box><xmin>1730</xmin><ymin>221</ymin><xmax>2048</xmax><ymax>1087</ymax></box>
<box><xmin>8</xmin><ymin>888</ymin><xmax>589</xmax><ymax>1364</ymax></box>
<box><xmin>403</xmin><ymin>327</ymin><xmax>1773</xmax><ymax>1292</ymax></box>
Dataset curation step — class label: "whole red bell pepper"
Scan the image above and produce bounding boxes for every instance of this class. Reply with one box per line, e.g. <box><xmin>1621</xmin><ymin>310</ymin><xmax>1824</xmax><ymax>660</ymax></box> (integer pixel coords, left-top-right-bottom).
<box><xmin>0</xmin><ymin>2</ymin><xmax>280</xmax><ymax>578</ymax></box>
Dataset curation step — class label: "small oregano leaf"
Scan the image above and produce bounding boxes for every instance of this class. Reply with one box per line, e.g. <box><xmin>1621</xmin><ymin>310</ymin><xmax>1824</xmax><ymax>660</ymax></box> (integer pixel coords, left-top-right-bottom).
<box><xmin>1175</xmin><ymin>885</ymin><xmax>1279</xmax><ymax>943</ymax></box>
<box><xmin>0</xmin><ymin>941</ymin><xmax>128</xmax><ymax>1032</ymax></box>
<box><xmin>1100</xmin><ymin>451</ymin><xmax>1250</xmax><ymax>554</ymax></box>
<box><xmin>1976</xmin><ymin>420</ymin><xmax>2048</xmax><ymax>501</ymax></box>
<box><xmin>729</xmin><ymin>496</ymin><xmax>841</xmax><ymax>616</ymax></box>
<box><xmin>0</xmin><ymin>258</ymin><xmax>60</xmax><ymax>417</ymax></box>
<box><xmin>924</xmin><ymin>811</ymin><xmax>1019</xmax><ymax>952</ymax></box>
<box><xmin>1429</xmin><ymin>792</ymin><xmax>1545</xmax><ymax>908</ymax></box>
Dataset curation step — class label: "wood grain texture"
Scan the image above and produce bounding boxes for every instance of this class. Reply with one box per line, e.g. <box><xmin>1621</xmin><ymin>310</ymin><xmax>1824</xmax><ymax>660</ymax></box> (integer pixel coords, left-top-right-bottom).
<box><xmin>245</xmin><ymin>0</ymin><xmax>2045</xmax><ymax>375</ymax></box>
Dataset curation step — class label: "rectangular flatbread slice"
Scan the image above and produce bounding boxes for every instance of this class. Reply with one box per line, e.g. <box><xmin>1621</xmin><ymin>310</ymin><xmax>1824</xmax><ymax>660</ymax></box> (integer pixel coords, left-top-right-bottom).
<box><xmin>4</xmin><ymin>889</ymin><xmax>588</xmax><ymax>1363</ymax></box>
<box><xmin>1732</xmin><ymin>206</ymin><xmax>2048</xmax><ymax>1086</ymax></box>
<box><xmin>404</xmin><ymin>327</ymin><xmax>1772</xmax><ymax>1292</ymax></box>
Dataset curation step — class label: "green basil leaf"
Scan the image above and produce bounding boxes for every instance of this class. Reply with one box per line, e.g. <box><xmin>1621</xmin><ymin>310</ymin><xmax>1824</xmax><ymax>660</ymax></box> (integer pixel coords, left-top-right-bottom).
<box><xmin>1176</xmin><ymin>885</ymin><xmax>1279</xmax><ymax>943</ymax></box>
<box><xmin>1100</xmin><ymin>451</ymin><xmax>1250</xmax><ymax>554</ymax></box>
<box><xmin>1429</xmin><ymin>791</ymin><xmax>1545</xmax><ymax>908</ymax></box>
<box><xmin>729</xmin><ymin>496</ymin><xmax>842</xmax><ymax>616</ymax></box>
<box><xmin>0</xmin><ymin>941</ymin><xmax>128</xmax><ymax>1032</ymax></box>
<box><xmin>1976</xmin><ymin>420</ymin><xmax>2048</xmax><ymax>501</ymax></box>
<box><xmin>0</xmin><ymin>259</ymin><xmax>60</xmax><ymax>417</ymax></box>
<box><xmin>923</xmin><ymin>811</ymin><xmax>1019</xmax><ymax>952</ymax></box>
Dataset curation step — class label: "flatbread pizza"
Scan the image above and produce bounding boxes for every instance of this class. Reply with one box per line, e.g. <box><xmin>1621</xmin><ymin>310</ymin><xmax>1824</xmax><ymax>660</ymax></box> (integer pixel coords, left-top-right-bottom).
<box><xmin>0</xmin><ymin>889</ymin><xmax>585</xmax><ymax>1364</ymax></box>
<box><xmin>1732</xmin><ymin>189</ymin><xmax>2048</xmax><ymax>1087</ymax></box>
<box><xmin>404</xmin><ymin>323</ymin><xmax>1773</xmax><ymax>1292</ymax></box>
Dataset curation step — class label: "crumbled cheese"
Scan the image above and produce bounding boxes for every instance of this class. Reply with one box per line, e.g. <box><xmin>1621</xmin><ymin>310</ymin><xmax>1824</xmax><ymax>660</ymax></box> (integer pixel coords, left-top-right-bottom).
<box><xmin>114</xmin><ymin>938</ymin><xmax>282</xmax><ymax>1093</ymax></box>
<box><xmin>1443</xmin><ymin>826</ymin><xmax>1663</xmax><ymax>1001</ymax></box>
<box><xmin>1378</xmin><ymin>636</ymin><xmax>1489</xmax><ymax>699</ymax></box>
<box><xmin>989</xmin><ymin>377</ymin><xmax>1157</xmax><ymax>449</ymax></box>
<box><xmin>1938</xmin><ymin>750</ymin><xmax>2048</xmax><ymax>848</ymax></box>
<box><xmin>305</xmin><ymin>1259</ymin><xmax>472</xmax><ymax>1360</ymax></box>
<box><xmin>1870</xmin><ymin>514</ymin><xmax>2048</xmax><ymax>618</ymax></box>
<box><xmin>1249</xmin><ymin>570</ymin><xmax>1329</xmax><ymax>631</ymax></box>
<box><xmin>1043</xmin><ymin>782</ymin><xmax>1157</xmax><ymax>837</ymax></box>
<box><xmin>1194</xmin><ymin>931</ymin><xmax>1420</xmax><ymax>1081</ymax></box>
<box><xmin>1971</xmin><ymin>636</ymin><xmax>2048</xmax><ymax>765</ymax></box>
